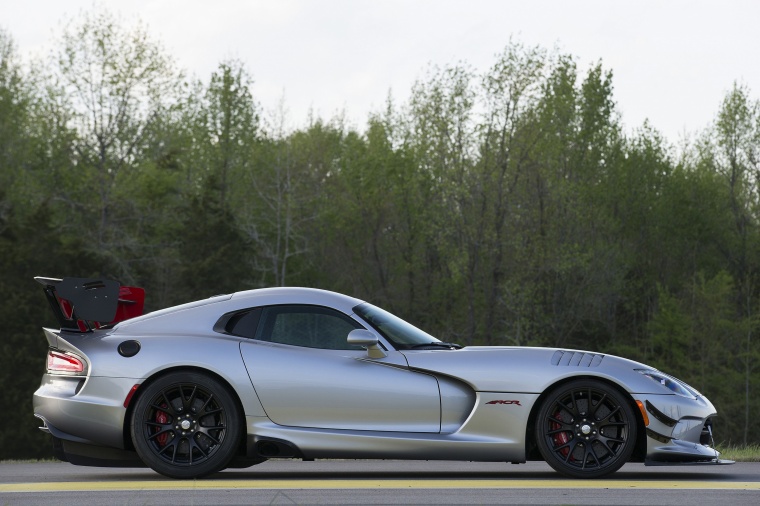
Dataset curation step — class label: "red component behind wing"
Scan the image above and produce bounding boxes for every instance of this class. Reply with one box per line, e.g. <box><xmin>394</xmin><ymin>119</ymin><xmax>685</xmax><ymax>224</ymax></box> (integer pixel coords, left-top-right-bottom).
<box><xmin>111</xmin><ymin>286</ymin><xmax>145</xmax><ymax>324</ymax></box>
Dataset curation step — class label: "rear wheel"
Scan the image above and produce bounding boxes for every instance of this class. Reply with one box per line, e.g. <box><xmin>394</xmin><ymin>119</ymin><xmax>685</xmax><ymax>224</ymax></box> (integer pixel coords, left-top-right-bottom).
<box><xmin>131</xmin><ymin>371</ymin><xmax>243</xmax><ymax>479</ymax></box>
<box><xmin>535</xmin><ymin>379</ymin><xmax>636</xmax><ymax>478</ymax></box>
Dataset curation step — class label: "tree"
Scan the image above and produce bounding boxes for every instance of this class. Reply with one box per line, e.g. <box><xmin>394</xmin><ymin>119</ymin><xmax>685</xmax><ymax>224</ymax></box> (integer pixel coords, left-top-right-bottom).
<box><xmin>202</xmin><ymin>60</ymin><xmax>259</xmax><ymax>207</ymax></box>
<box><xmin>406</xmin><ymin>62</ymin><xmax>479</xmax><ymax>341</ymax></box>
<box><xmin>240</xmin><ymin>111</ymin><xmax>342</xmax><ymax>287</ymax></box>
<box><xmin>0</xmin><ymin>28</ymin><xmax>34</xmax><ymax>214</ymax></box>
<box><xmin>648</xmin><ymin>271</ymin><xmax>755</xmax><ymax>443</ymax></box>
<box><xmin>703</xmin><ymin>83</ymin><xmax>760</xmax><ymax>444</ymax></box>
<box><xmin>176</xmin><ymin>174</ymin><xmax>251</xmax><ymax>298</ymax></box>
<box><xmin>49</xmin><ymin>7</ymin><xmax>181</xmax><ymax>281</ymax></box>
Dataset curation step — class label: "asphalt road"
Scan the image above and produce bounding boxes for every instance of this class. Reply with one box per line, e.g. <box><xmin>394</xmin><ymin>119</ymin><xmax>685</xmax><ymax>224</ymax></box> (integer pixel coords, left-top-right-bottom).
<box><xmin>1</xmin><ymin>459</ymin><xmax>759</xmax><ymax>505</ymax></box>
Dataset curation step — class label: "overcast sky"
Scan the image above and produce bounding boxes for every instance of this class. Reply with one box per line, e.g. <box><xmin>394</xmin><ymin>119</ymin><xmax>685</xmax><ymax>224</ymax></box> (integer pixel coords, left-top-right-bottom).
<box><xmin>2</xmin><ymin>0</ymin><xmax>759</xmax><ymax>143</ymax></box>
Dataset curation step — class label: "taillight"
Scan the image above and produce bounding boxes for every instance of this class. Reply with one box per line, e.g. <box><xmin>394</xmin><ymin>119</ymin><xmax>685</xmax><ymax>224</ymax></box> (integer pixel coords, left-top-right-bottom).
<box><xmin>47</xmin><ymin>350</ymin><xmax>85</xmax><ymax>374</ymax></box>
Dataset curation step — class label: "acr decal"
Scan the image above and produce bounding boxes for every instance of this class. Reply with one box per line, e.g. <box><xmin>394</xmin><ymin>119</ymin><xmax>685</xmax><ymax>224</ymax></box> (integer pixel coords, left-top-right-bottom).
<box><xmin>486</xmin><ymin>400</ymin><xmax>522</xmax><ymax>406</ymax></box>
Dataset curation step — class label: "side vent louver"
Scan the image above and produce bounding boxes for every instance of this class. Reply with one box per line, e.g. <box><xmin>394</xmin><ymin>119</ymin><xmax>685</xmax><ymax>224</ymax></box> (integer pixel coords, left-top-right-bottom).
<box><xmin>551</xmin><ymin>350</ymin><xmax>604</xmax><ymax>367</ymax></box>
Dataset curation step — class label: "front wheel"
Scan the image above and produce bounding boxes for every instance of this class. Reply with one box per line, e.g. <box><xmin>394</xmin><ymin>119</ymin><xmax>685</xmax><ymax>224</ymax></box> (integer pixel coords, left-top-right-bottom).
<box><xmin>131</xmin><ymin>371</ymin><xmax>243</xmax><ymax>479</ymax></box>
<box><xmin>535</xmin><ymin>379</ymin><xmax>637</xmax><ymax>478</ymax></box>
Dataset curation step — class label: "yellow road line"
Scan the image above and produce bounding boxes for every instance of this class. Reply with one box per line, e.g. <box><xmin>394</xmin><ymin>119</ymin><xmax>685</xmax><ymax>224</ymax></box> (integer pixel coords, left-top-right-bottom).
<box><xmin>2</xmin><ymin>480</ymin><xmax>760</xmax><ymax>492</ymax></box>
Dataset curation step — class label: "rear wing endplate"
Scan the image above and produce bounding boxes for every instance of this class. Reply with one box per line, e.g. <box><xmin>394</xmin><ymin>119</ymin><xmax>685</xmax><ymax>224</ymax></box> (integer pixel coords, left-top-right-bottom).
<box><xmin>35</xmin><ymin>276</ymin><xmax>145</xmax><ymax>332</ymax></box>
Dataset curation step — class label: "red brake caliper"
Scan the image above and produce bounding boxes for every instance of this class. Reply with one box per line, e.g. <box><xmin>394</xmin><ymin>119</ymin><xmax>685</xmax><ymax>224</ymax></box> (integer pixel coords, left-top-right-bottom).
<box><xmin>156</xmin><ymin>404</ymin><xmax>169</xmax><ymax>446</ymax></box>
<box><xmin>551</xmin><ymin>410</ymin><xmax>571</xmax><ymax>458</ymax></box>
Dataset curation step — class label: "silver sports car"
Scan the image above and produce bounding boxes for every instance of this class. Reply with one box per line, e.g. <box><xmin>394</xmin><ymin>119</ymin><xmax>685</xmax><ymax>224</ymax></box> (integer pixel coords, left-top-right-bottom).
<box><xmin>33</xmin><ymin>276</ymin><xmax>731</xmax><ymax>479</ymax></box>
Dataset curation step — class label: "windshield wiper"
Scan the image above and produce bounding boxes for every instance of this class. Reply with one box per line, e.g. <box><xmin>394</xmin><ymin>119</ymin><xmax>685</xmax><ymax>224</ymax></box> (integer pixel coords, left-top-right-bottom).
<box><xmin>408</xmin><ymin>341</ymin><xmax>463</xmax><ymax>350</ymax></box>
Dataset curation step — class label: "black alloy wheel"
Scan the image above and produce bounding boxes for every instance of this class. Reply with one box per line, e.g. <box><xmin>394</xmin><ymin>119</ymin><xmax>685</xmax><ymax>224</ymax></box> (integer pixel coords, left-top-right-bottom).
<box><xmin>131</xmin><ymin>371</ymin><xmax>243</xmax><ymax>479</ymax></box>
<box><xmin>535</xmin><ymin>379</ymin><xmax>637</xmax><ymax>478</ymax></box>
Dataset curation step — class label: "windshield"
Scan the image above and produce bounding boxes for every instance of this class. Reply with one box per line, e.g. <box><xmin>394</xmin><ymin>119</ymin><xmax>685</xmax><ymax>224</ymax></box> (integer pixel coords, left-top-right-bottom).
<box><xmin>353</xmin><ymin>303</ymin><xmax>441</xmax><ymax>349</ymax></box>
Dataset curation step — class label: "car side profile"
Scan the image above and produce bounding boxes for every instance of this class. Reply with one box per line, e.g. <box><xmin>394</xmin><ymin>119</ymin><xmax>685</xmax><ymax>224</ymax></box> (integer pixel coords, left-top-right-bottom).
<box><xmin>33</xmin><ymin>276</ymin><xmax>731</xmax><ymax>479</ymax></box>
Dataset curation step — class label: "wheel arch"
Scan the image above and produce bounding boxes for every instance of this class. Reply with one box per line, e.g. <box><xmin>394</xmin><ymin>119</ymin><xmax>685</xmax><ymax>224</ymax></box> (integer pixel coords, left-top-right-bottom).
<box><xmin>122</xmin><ymin>365</ymin><xmax>248</xmax><ymax>454</ymax></box>
<box><xmin>524</xmin><ymin>374</ymin><xmax>647</xmax><ymax>462</ymax></box>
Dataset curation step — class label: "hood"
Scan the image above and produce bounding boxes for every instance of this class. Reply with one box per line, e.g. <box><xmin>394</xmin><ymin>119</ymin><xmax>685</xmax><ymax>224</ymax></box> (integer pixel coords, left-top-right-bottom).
<box><xmin>402</xmin><ymin>346</ymin><xmax>657</xmax><ymax>394</ymax></box>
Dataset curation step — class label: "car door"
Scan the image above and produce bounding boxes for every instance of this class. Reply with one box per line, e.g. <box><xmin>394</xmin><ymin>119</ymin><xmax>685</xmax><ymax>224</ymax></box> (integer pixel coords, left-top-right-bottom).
<box><xmin>238</xmin><ymin>304</ymin><xmax>442</xmax><ymax>432</ymax></box>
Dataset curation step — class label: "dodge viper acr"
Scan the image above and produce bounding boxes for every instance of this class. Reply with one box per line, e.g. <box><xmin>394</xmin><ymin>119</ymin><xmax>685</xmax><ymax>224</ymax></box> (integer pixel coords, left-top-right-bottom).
<box><xmin>32</xmin><ymin>276</ymin><xmax>731</xmax><ymax>479</ymax></box>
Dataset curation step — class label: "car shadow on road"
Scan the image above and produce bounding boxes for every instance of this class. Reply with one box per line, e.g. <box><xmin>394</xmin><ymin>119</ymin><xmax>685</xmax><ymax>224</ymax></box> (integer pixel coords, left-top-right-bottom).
<box><xmin>47</xmin><ymin>461</ymin><xmax>749</xmax><ymax>483</ymax></box>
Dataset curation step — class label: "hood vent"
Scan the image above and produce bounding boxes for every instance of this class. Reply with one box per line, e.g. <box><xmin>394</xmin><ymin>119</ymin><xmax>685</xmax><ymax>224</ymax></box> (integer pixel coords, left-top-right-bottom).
<box><xmin>551</xmin><ymin>350</ymin><xmax>604</xmax><ymax>367</ymax></box>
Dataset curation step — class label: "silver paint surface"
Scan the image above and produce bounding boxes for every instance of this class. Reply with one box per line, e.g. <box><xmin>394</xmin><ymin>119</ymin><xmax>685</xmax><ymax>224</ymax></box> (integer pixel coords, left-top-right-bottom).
<box><xmin>33</xmin><ymin>286</ymin><xmax>721</xmax><ymax>466</ymax></box>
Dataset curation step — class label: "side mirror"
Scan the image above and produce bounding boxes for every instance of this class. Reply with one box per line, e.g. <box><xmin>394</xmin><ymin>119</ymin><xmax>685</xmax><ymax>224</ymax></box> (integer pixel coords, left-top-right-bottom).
<box><xmin>347</xmin><ymin>329</ymin><xmax>387</xmax><ymax>358</ymax></box>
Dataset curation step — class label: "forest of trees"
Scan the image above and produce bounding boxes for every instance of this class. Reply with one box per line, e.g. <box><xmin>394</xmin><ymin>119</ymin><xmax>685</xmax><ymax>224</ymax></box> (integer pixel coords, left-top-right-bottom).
<box><xmin>2</xmin><ymin>9</ymin><xmax>759</xmax><ymax>459</ymax></box>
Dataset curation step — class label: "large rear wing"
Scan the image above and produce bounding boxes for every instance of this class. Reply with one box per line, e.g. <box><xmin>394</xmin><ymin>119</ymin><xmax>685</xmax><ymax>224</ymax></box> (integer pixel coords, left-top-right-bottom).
<box><xmin>35</xmin><ymin>276</ymin><xmax>145</xmax><ymax>332</ymax></box>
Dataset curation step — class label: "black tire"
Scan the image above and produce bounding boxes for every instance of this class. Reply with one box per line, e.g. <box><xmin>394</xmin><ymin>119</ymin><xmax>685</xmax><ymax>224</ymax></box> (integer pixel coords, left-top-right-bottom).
<box><xmin>535</xmin><ymin>379</ymin><xmax>636</xmax><ymax>478</ymax></box>
<box><xmin>131</xmin><ymin>371</ymin><xmax>243</xmax><ymax>479</ymax></box>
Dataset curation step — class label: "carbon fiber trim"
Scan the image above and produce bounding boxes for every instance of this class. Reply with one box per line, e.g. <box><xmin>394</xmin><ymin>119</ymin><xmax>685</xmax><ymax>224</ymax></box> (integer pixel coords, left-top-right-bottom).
<box><xmin>646</xmin><ymin>400</ymin><xmax>678</xmax><ymax>427</ymax></box>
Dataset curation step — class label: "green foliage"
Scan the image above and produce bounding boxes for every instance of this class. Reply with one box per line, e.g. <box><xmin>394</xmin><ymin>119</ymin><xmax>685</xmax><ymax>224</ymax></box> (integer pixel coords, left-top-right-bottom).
<box><xmin>0</xmin><ymin>202</ymin><xmax>104</xmax><ymax>459</ymax></box>
<box><xmin>716</xmin><ymin>444</ymin><xmax>760</xmax><ymax>461</ymax></box>
<box><xmin>2</xmin><ymin>8</ymin><xmax>760</xmax><ymax>458</ymax></box>
<box><xmin>176</xmin><ymin>174</ymin><xmax>252</xmax><ymax>299</ymax></box>
<box><xmin>648</xmin><ymin>272</ymin><xmax>756</xmax><ymax>443</ymax></box>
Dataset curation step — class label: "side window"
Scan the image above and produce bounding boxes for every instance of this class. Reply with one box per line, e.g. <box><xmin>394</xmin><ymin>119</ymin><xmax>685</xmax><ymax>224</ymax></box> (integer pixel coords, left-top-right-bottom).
<box><xmin>225</xmin><ymin>309</ymin><xmax>261</xmax><ymax>339</ymax></box>
<box><xmin>255</xmin><ymin>305</ymin><xmax>363</xmax><ymax>350</ymax></box>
